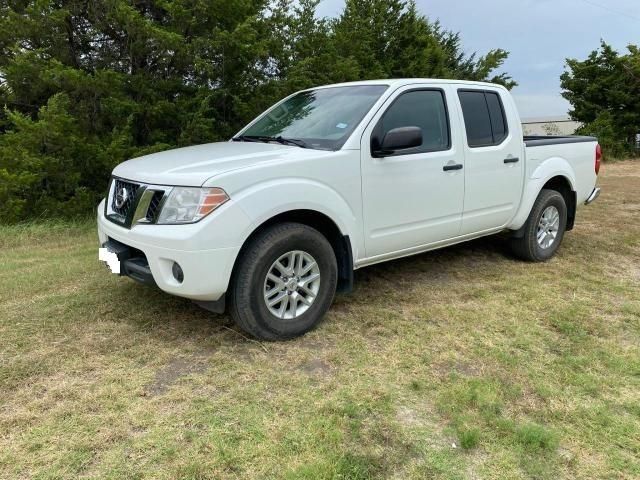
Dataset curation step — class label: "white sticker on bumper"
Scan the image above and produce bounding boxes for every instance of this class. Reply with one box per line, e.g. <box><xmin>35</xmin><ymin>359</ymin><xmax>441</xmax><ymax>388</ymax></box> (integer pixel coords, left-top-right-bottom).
<box><xmin>98</xmin><ymin>247</ymin><xmax>121</xmax><ymax>274</ymax></box>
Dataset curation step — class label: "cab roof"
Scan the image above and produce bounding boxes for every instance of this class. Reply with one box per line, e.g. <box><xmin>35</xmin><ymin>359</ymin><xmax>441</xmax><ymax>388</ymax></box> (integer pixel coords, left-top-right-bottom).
<box><xmin>307</xmin><ymin>78</ymin><xmax>508</xmax><ymax>91</ymax></box>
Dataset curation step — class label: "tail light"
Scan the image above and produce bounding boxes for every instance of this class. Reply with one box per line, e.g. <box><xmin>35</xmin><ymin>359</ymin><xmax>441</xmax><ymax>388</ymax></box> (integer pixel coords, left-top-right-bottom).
<box><xmin>595</xmin><ymin>144</ymin><xmax>602</xmax><ymax>175</ymax></box>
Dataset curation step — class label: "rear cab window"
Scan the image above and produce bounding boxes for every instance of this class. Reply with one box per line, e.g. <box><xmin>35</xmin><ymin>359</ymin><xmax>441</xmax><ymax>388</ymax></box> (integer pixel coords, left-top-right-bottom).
<box><xmin>458</xmin><ymin>89</ymin><xmax>509</xmax><ymax>147</ymax></box>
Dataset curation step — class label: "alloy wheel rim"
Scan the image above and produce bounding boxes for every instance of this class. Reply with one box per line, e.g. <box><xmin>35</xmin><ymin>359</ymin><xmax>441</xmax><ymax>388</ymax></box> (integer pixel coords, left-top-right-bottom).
<box><xmin>263</xmin><ymin>250</ymin><xmax>321</xmax><ymax>319</ymax></box>
<box><xmin>537</xmin><ymin>205</ymin><xmax>560</xmax><ymax>249</ymax></box>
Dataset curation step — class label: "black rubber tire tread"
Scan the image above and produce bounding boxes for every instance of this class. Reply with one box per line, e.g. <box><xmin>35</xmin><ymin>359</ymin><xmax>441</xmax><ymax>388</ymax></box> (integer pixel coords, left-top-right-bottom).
<box><xmin>510</xmin><ymin>189</ymin><xmax>568</xmax><ymax>262</ymax></box>
<box><xmin>229</xmin><ymin>222</ymin><xmax>337</xmax><ymax>340</ymax></box>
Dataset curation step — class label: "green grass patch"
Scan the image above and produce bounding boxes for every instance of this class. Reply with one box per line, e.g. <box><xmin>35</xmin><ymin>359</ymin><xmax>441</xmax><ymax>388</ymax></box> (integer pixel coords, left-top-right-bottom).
<box><xmin>515</xmin><ymin>423</ymin><xmax>559</xmax><ymax>452</ymax></box>
<box><xmin>457</xmin><ymin>426</ymin><xmax>481</xmax><ymax>450</ymax></box>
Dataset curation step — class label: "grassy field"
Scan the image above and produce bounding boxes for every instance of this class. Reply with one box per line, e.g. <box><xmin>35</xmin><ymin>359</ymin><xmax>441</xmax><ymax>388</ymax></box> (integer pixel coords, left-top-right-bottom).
<box><xmin>1</xmin><ymin>161</ymin><xmax>639</xmax><ymax>480</ymax></box>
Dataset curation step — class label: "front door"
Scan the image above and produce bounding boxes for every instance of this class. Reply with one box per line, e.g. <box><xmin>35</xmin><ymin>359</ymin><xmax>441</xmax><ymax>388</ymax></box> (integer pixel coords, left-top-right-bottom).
<box><xmin>360</xmin><ymin>86</ymin><xmax>465</xmax><ymax>259</ymax></box>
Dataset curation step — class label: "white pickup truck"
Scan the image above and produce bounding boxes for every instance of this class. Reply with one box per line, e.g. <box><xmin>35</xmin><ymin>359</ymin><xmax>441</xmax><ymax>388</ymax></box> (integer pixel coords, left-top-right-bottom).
<box><xmin>98</xmin><ymin>79</ymin><xmax>601</xmax><ymax>340</ymax></box>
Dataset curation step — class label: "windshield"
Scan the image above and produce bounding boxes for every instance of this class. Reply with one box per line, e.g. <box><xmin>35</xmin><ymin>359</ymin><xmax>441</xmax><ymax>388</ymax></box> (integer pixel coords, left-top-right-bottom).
<box><xmin>239</xmin><ymin>85</ymin><xmax>389</xmax><ymax>150</ymax></box>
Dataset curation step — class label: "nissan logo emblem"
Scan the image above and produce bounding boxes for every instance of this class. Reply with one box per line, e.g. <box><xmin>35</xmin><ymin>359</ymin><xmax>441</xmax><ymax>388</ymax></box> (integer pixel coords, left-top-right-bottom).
<box><xmin>114</xmin><ymin>187</ymin><xmax>129</xmax><ymax>209</ymax></box>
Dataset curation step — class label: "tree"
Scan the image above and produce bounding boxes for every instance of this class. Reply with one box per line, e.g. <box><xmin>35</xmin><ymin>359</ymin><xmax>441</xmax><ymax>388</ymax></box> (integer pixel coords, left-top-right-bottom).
<box><xmin>0</xmin><ymin>0</ymin><xmax>274</xmax><ymax>220</ymax></box>
<box><xmin>0</xmin><ymin>0</ymin><xmax>515</xmax><ymax>222</ymax></box>
<box><xmin>331</xmin><ymin>0</ymin><xmax>515</xmax><ymax>87</ymax></box>
<box><xmin>561</xmin><ymin>41</ymin><xmax>640</xmax><ymax>158</ymax></box>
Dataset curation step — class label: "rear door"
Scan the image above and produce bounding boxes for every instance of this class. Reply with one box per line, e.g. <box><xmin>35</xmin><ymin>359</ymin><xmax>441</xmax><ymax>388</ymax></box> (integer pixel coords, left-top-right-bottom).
<box><xmin>360</xmin><ymin>85</ymin><xmax>465</xmax><ymax>258</ymax></box>
<box><xmin>456</xmin><ymin>88</ymin><xmax>524</xmax><ymax>234</ymax></box>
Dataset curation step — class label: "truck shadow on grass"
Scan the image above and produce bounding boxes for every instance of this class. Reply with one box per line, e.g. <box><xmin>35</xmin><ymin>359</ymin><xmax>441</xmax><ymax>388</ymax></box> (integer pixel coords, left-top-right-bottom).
<box><xmin>354</xmin><ymin>234</ymin><xmax>513</xmax><ymax>283</ymax></box>
<box><xmin>116</xmin><ymin>232</ymin><xmax>514</xmax><ymax>340</ymax></box>
<box><xmin>108</xmin><ymin>233</ymin><xmax>514</xmax><ymax>396</ymax></box>
<box><xmin>89</xmin><ymin>212</ymin><xmax>601</xmax><ymax>416</ymax></box>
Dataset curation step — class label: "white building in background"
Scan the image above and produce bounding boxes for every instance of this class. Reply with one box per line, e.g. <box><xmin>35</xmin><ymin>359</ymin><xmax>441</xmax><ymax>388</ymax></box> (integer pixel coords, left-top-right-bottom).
<box><xmin>521</xmin><ymin>115</ymin><xmax>582</xmax><ymax>136</ymax></box>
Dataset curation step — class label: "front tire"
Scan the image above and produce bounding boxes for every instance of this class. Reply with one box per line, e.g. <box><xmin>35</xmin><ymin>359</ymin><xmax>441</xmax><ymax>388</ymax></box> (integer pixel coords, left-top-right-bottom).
<box><xmin>510</xmin><ymin>189</ymin><xmax>567</xmax><ymax>262</ymax></box>
<box><xmin>229</xmin><ymin>222</ymin><xmax>338</xmax><ymax>340</ymax></box>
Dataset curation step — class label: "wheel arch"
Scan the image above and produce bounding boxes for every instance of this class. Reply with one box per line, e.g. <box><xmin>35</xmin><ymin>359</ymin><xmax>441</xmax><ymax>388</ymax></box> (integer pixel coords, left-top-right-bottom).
<box><xmin>541</xmin><ymin>175</ymin><xmax>576</xmax><ymax>231</ymax></box>
<box><xmin>230</xmin><ymin>209</ymin><xmax>354</xmax><ymax>295</ymax></box>
<box><xmin>509</xmin><ymin>154</ymin><xmax>578</xmax><ymax>232</ymax></box>
<box><xmin>510</xmin><ymin>173</ymin><xmax>576</xmax><ymax>238</ymax></box>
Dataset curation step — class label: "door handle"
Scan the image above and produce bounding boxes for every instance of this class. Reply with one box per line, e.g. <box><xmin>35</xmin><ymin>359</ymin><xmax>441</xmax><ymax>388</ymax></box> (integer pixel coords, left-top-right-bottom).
<box><xmin>443</xmin><ymin>163</ymin><xmax>463</xmax><ymax>172</ymax></box>
<box><xmin>504</xmin><ymin>157</ymin><xmax>520</xmax><ymax>164</ymax></box>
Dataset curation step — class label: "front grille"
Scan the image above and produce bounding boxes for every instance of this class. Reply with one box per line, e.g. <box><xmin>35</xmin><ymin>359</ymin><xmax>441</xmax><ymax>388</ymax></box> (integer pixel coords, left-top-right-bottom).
<box><xmin>106</xmin><ymin>177</ymin><xmax>168</xmax><ymax>228</ymax></box>
<box><xmin>111</xmin><ymin>179</ymin><xmax>140</xmax><ymax>218</ymax></box>
<box><xmin>145</xmin><ymin>190</ymin><xmax>165</xmax><ymax>223</ymax></box>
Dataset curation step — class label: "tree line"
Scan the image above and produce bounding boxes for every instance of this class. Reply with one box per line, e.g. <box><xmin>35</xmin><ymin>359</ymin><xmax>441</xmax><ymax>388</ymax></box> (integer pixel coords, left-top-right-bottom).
<box><xmin>0</xmin><ymin>0</ymin><xmax>514</xmax><ymax>222</ymax></box>
<box><xmin>2</xmin><ymin>1</ymin><xmax>635</xmax><ymax>224</ymax></box>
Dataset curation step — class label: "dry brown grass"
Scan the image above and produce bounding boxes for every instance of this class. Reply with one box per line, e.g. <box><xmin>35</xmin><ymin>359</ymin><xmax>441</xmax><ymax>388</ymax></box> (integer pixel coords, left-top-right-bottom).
<box><xmin>0</xmin><ymin>161</ymin><xmax>638</xmax><ymax>479</ymax></box>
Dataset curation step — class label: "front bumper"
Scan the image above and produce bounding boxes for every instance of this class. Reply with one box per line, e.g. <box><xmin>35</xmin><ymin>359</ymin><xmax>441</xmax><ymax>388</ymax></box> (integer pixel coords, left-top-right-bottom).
<box><xmin>100</xmin><ymin>238</ymin><xmax>157</xmax><ymax>286</ymax></box>
<box><xmin>97</xmin><ymin>199</ymin><xmax>243</xmax><ymax>301</ymax></box>
<box><xmin>585</xmin><ymin>187</ymin><xmax>601</xmax><ymax>205</ymax></box>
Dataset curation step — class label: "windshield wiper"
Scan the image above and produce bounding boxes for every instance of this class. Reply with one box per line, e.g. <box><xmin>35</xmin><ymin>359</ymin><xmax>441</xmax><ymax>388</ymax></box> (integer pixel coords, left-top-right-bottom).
<box><xmin>232</xmin><ymin>135</ymin><xmax>270</xmax><ymax>143</ymax></box>
<box><xmin>275</xmin><ymin>137</ymin><xmax>310</xmax><ymax>149</ymax></box>
<box><xmin>232</xmin><ymin>135</ymin><xmax>310</xmax><ymax>149</ymax></box>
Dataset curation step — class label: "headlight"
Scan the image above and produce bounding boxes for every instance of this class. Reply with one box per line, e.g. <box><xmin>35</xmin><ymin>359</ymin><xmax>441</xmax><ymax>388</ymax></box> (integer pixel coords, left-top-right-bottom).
<box><xmin>157</xmin><ymin>187</ymin><xmax>229</xmax><ymax>224</ymax></box>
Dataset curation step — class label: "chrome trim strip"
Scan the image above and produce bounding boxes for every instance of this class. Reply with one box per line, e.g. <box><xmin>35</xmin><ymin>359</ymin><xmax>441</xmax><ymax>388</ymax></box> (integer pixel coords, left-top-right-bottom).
<box><xmin>105</xmin><ymin>176</ymin><xmax>172</xmax><ymax>228</ymax></box>
<box><xmin>131</xmin><ymin>187</ymin><xmax>153</xmax><ymax>224</ymax></box>
<box><xmin>585</xmin><ymin>187</ymin><xmax>601</xmax><ymax>205</ymax></box>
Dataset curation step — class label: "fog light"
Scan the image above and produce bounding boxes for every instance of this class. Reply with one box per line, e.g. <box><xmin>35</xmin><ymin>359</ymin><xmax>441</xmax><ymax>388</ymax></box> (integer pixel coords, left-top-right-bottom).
<box><xmin>172</xmin><ymin>262</ymin><xmax>184</xmax><ymax>283</ymax></box>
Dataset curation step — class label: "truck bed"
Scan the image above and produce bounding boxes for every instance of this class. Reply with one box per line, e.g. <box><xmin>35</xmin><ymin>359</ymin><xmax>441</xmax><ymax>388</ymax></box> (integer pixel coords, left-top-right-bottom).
<box><xmin>524</xmin><ymin>135</ymin><xmax>597</xmax><ymax>147</ymax></box>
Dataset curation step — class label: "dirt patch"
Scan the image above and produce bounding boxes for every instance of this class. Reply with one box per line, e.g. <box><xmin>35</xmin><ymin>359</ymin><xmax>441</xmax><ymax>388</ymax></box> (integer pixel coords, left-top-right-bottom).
<box><xmin>396</xmin><ymin>405</ymin><xmax>421</xmax><ymax>427</ymax></box>
<box><xmin>298</xmin><ymin>358</ymin><xmax>332</xmax><ymax>378</ymax></box>
<box><xmin>296</xmin><ymin>336</ymin><xmax>332</xmax><ymax>353</ymax></box>
<box><xmin>144</xmin><ymin>350</ymin><xmax>214</xmax><ymax>397</ymax></box>
<box><xmin>621</xmin><ymin>202</ymin><xmax>640</xmax><ymax>211</ymax></box>
<box><xmin>432</xmin><ymin>359</ymin><xmax>481</xmax><ymax>378</ymax></box>
<box><xmin>395</xmin><ymin>402</ymin><xmax>455</xmax><ymax>450</ymax></box>
<box><xmin>602</xmin><ymin>253</ymin><xmax>640</xmax><ymax>283</ymax></box>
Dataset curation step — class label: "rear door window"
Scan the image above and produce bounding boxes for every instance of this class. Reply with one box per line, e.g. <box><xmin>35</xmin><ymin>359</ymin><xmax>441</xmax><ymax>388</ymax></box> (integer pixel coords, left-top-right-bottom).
<box><xmin>458</xmin><ymin>90</ymin><xmax>509</xmax><ymax>147</ymax></box>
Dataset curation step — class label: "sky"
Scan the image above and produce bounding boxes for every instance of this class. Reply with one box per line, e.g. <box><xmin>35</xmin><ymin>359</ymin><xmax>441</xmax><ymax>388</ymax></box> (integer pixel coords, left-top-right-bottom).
<box><xmin>316</xmin><ymin>0</ymin><xmax>640</xmax><ymax>119</ymax></box>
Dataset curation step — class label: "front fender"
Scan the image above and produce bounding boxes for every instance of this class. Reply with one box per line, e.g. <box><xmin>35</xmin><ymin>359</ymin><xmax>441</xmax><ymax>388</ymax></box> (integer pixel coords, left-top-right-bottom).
<box><xmin>230</xmin><ymin>177</ymin><xmax>361</xmax><ymax>258</ymax></box>
<box><xmin>508</xmin><ymin>157</ymin><xmax>576</xmax><ymax>230</ymax></box>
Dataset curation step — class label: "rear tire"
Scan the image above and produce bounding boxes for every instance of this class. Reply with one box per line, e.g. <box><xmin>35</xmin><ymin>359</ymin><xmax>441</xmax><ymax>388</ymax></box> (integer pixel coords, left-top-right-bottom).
<box><xmin>510</xmin><ymin>189</ymin><xmax>567</xmax><ymax>262</ymax></box>
<box><xmin>229</xmin><ymin>222</ymin><xmax>337</xmax><ymax>340</ymax></box>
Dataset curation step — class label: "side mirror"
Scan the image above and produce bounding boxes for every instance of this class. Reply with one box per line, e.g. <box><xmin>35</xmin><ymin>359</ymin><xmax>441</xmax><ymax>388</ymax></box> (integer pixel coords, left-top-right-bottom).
<box><xmin>374</xmin><ymin>126</ymin><xmax>423</xmax><ymax>156</ymax></box>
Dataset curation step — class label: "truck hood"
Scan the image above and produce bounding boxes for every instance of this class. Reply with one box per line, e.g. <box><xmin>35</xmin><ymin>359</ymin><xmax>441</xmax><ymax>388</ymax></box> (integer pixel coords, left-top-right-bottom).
<box><xmin>112</xmin><ymin>141</ymin><xmax>334</xmax><ymax>186</ymax></box>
